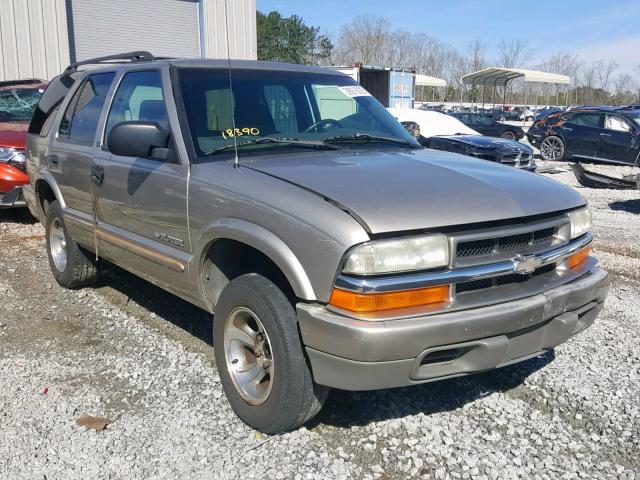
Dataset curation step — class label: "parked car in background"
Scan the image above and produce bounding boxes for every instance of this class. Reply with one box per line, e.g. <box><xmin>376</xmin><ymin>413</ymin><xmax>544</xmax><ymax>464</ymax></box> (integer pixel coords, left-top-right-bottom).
<box><xmin>449</xmin><ymin>112</ymin><xmax>525</xmax><ymax>140</ymax></box>
<box><xmin>27</xmin><ymin>53</ymin><xmax>608</xmax><ymax>434</ymax></box>
<box><xmin>388</xmin><ymin>108</ymin><xmax>535</xmax><ymax>171</ymax></box>
<box><xmin>527</xmin><ymin>107</ymin><xmax>640</xmax><ymax>164</ymax></box>
<box><xmin>513</xmin><ymin>106</ymin><xmax>535</xmax><ymax>122</ymax></box>
<box><xmin>0</xmin><ymin>79</ymin><xmax>47</xmax><ymax>209</ymax></box>
<box><xmin>491</xmin><ymin>108</ymin><xmax>520</xmax><ymax>121</ymax></box>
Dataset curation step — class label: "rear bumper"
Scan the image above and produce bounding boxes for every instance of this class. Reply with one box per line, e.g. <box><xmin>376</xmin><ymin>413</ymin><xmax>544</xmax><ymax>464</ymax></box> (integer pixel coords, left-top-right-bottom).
<box><xmin>0</xmin><ymin>186</ymin><xmax>26</xmax><ymax>209</ymax></box>
<box><xmin>298</xmin><ymin>266</ymin><xmax>609</xmax><ymax>390</ymax></box>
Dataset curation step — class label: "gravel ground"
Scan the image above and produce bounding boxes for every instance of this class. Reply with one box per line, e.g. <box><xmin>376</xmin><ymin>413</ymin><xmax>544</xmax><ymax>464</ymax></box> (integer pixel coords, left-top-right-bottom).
<box><xmin>1</xmin><ymin>162</ymin><xmax>639</xmax><ymax>479</ymax></box>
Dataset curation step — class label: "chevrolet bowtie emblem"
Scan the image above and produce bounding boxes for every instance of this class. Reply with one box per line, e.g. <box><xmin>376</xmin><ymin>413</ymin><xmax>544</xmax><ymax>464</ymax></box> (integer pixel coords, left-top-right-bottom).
<box><xmin>513</xmin><ymin>254</ymin><xmax>543</xmax><ymax>275</ymax></box>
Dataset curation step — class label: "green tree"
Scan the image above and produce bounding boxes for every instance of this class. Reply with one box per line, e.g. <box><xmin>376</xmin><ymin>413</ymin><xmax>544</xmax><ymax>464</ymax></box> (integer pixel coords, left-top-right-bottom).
<box><xmin>256</xmin><ymin>11</ymin><xmax>333</xmax><ymax>65</ymax></box>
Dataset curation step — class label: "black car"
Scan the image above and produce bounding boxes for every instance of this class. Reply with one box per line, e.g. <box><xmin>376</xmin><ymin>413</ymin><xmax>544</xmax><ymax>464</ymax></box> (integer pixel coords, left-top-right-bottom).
<box><xmin>423</xmin><ymin>134</ymin><xmax>535</xmax><ymax>171</ymax></box>
<box><xmin>449</xmin><ymin>112</ymin><xmax>525</xmax><ymax>141</ymax></box>
<box><xmin>527</xmin><ymin>107</ymin><xmax>640</xmax><ymax>165</ymax></box>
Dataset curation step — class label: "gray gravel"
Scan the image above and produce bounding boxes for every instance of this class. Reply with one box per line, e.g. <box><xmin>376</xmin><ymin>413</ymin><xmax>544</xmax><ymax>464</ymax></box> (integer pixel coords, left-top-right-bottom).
<box><xmin>1</xmin><ymin>164</ymin><xmax>639</xmax><ymax>479</ymax></box>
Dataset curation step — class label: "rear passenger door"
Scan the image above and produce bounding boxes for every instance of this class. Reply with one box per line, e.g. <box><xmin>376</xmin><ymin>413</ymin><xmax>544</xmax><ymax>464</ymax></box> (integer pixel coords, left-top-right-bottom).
<box><xmin>47</xmin><ymin>72</ymin><xmax>115</xmax><ymax>245</ymax></box>
<box><xmin>560</xmin><ymin>112</ymin><xmax>603</xmax><ymax>157</ymax></box>
<box><xmin>598</xmin><ymin>114</ymin><xmax>638</xmax><ymax>164</ymax></box>
<box><xmin>94</xmin><ymin>69</ymin><xmax>191</xmax><ymax>292</ymax></box>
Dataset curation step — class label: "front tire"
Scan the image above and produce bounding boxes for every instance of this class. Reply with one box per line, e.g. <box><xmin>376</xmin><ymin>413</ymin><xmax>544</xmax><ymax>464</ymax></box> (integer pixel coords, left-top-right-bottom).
<box><xmin>45</xmin><ymin>200</ymin><xmax>97</xmax><ymax>288</ymax></box>
<box><xmin>213</xmin><ymin>274</ymin><xmax>328</xmax><ymax>433</ymax></box>
<box><xmin>540</xmin><ymin>135</ymin><xmax>565</xmax><ymax>161</ymax></box>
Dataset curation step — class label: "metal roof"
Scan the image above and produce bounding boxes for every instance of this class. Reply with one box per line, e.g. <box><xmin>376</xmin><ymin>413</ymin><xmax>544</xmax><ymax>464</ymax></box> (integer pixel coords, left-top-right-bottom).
<box><xmin>415</xmin><ymin>74</ymin><xmax>447</xmax><ymax>87</ymax></box>
<box><xmin>462</xmin><ymin>67</ymin><xmax>570</xmax><ymax>86</ymax></box>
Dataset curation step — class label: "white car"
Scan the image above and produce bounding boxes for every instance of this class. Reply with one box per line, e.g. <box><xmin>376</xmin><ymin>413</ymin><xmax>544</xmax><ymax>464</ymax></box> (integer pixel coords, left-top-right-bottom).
<box><xmin>388</xmin><ymin>108</ymin><xmax>536</xmax><ymax>171</ymax></box>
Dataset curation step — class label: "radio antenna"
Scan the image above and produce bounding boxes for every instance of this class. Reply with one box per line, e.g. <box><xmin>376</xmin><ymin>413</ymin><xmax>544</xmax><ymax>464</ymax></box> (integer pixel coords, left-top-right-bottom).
<box><xmin>223</xmin><ymin>0</ymin><xmax>239</xmax><ymax>167</ymax></box>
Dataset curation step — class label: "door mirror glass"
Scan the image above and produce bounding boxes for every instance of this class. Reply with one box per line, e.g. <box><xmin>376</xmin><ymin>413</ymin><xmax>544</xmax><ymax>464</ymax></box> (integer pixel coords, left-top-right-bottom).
<box><xmin>107</xmin><ymin>121</ymin><xmax>170</xmax><ymax>159</ymax></box>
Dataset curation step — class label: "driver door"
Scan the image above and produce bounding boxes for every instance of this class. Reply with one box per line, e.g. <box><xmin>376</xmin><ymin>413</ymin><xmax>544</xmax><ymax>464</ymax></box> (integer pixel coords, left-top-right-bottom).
<box><xmin>93</xmin><ymin>69</ymin><xmax>192</xmax><ymax>294</ymax></box>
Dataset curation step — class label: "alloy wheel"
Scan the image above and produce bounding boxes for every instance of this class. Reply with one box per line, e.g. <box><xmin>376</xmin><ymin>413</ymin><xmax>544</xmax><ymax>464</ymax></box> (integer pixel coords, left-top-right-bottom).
<box><xmin>224</xmin><ymin>307</ymin><xmax>274</xmax><ymax>405</ymax></box>
<box><xmin>541</xmin><ymin>137</ymin><xmax>564</xmax><ymax>160</ymax></box>
<box><xmin>49</xmin><ymin>217</ymin><xmax>68</xmax><ymax>272</ymax></box>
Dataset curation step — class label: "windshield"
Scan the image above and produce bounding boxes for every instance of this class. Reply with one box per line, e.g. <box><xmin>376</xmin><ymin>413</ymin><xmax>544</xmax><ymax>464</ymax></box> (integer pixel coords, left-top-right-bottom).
<box><xmin>0</xmin><ymin>87</ymin><xmax>44</xmax><ymax>122</ymax></box>
<box><xmin>177</xmin><ymin>67</ymin><xmax>419</xmax><ymax>159</ymax></box>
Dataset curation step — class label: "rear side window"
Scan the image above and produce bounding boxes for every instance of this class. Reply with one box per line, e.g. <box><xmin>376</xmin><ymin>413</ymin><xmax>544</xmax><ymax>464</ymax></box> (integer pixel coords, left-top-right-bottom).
<box><xmin>104</xmin><ymin>70</ymin><xmax>168</xmax><ymax>142</ymax></box>
<box><xmin>29</xmin><ymin>74</ymin><xmax>76</xmax><ymax>135</ymax></box>
<box><xmin>59</xmin><ymin>72</ymin><xmax>115</xmax><ymax>146</ymax></box>
<box><xmin>604</xmin><ymin>114</ymin><xmax>632</xmax><ymax>133</ymax></box>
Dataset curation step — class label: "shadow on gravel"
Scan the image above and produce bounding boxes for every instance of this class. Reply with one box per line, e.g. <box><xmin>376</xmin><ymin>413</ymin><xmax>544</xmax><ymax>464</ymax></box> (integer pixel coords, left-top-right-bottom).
<box><xmin>312</xmin><ymin>350</ymin><xmax>555</xmax><ymax>429</ymax></box>
<box><xmin>609</xmin><ymin>199</ymin><xmax>640</xmax><ymax>214</ymax></box>
<box><xmin>95</xmin><ymin>262</ymin><xmax>213</xmax><ymax>346</ymax></box>
<box><xmin>0</xmin><ymin>208</ymin><xmax>37</xmax><ymax>224</ymax></box>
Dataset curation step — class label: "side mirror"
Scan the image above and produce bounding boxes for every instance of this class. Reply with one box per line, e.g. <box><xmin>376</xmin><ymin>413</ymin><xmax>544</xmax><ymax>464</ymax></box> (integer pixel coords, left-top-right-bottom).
<box><xmin>107</xmin><ymin>121</ymin><xmax>170</xmax><ymax>159</ymax></box>
<box><xmin>401</xmin><ymin>121</ymin><xmax>421</xmax><ymax>139</ymax></box>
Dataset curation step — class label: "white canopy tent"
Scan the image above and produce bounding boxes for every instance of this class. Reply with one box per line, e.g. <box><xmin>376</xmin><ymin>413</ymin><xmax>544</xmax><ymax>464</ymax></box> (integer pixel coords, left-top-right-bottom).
<box><xmin>461</xmin><ymin>67</ymin><xmax>571</xmax><ymax>108</ymax></box>
<box><xmin>415</xmin><ymin>74</ymin><xmax>447</xmax><ymax>102</ymax></box>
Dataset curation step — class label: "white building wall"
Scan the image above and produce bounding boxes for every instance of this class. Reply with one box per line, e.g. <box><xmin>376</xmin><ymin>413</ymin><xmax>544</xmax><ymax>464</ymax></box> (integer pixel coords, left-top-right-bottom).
<box><xmin>0</xmin><ymin>0</ymin><xmax>70</xmax><ymax>81</ymax></box>
<box><xmin>202</xmin><ymin>0</ymin><xmax>257</xmax><ymax>60</ymax></box>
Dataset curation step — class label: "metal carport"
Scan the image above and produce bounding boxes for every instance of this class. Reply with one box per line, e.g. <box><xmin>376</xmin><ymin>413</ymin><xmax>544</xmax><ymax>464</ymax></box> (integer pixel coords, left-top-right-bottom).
<box><xmin>461</xmin><ymin>67</ymin><xmax>570</xmax><ymax>107</ymax></box>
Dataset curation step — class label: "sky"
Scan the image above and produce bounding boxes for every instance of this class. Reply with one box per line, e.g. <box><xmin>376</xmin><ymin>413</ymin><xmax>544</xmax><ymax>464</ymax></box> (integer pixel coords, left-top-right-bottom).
<box><xmin>256</xmin><ymin>0</ymin><xmax>640</xmax><ymax>73</ymax></box>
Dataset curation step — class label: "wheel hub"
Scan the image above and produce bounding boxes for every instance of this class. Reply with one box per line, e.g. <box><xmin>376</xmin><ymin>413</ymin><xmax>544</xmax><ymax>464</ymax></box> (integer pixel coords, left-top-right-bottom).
<box><xmin>224</xmin><ymin>307</ymin><xmax>274</xmax><ymax>405</ymax></box>
<box><xmin>49</xmin><ymin>217</ymin><xmax>68</xmax><ymax>272</ymax></box>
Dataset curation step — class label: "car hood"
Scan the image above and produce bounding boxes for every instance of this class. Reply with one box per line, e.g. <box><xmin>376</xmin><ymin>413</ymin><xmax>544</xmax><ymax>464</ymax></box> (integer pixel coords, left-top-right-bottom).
<box><xmin>436</xmin><ymin>135</ymin><xmax>531</xmax><ymax>152</ymax></box>
<box><xmin>0</xmin><ymin>121</ymin><xmax>28</xmax><ymax>149</ymax></box>
<box><xmin>242</xmin><ymin>148</ymin><xmax>583</xmax><ymax>234</ymax></box>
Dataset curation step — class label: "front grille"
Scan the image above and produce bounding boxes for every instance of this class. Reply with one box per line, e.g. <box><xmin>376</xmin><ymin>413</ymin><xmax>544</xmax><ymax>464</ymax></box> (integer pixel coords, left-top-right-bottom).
<box><xmin>456</xmin><ymin>226</ymin><xmax>558</xmax><ymax>260</ymax></box>
<box><xmin>500</xmin><ymin>153</ymin><xmax>531</xmax><ymax>166</ymax></box>
<box><xmin>456</xmin><ymin>263</ymin><xmax>557</xmax><ymax>294</ymax></box>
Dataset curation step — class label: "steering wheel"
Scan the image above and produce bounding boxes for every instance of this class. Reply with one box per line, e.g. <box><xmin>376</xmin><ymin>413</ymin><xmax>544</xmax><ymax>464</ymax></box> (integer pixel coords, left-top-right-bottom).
<box><xmin>304</xmin><ymin>118</ymin><xmax>343</xmax><ymax>133</ymax></box>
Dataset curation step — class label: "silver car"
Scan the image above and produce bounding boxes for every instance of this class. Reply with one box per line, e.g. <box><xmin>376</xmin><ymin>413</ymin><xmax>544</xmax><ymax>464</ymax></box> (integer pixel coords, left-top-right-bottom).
<box><xmin>25</xmin><ymin>53</ymin><xmax>609</xmax><ymax>433</ymax></box>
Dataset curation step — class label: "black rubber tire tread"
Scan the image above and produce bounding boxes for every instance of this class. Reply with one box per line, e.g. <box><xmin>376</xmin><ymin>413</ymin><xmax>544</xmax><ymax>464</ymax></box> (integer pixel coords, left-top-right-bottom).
<box><xmin>501</xmin><ymin>130</ymin><xmax>516</xmax><ymax>140</ymax></box>
<box><xmin>45</xmin><ymin>200</ymin><xmax>97</xmax><ymax>289</ymax></box>
<box><xmin>213</xmin><ymin>273</ymin><xmax>329</xmax><ymax>433</ymax></box>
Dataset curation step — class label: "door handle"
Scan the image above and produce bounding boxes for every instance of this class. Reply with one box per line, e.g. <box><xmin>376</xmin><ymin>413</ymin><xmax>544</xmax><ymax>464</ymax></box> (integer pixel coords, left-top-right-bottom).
<box><xmin>91</xmin><ymin>166</ymin><xmax>104</xmax><ymax>186</ymax></box>
<box><xmin>562</xmin><ymin>127</ymin><xmax>573</xmax><ymax>131</ymax></box>
<box><xmin>600</xmin><ymin>133</ymin><xmax>611</xmax><ymax>137</ymax></box>
<box><xmin>48</xmin><ymin>154</ymin><xmax>59</xmax><ymax>165</ymax></box>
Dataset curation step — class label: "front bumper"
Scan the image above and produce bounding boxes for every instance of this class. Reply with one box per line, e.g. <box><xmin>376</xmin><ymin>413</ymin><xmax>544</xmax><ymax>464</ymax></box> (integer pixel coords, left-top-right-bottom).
<box><xmin>0</xmin><ymin>186</ymin><xmax>26</xmax><ymax>209</ymax></box>
<box><xmin>298</xmin><ymin>266</ymin><xmax>609</xmax><ymax>390</ymax></box>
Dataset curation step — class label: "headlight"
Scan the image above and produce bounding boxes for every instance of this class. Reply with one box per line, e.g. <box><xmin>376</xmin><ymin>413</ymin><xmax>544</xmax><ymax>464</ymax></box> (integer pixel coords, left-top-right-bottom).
<box><xmin>343</xmin><ymin>234</ymin><xmax>449</xmax><ymax>276</ymax></box>
<box><xmin>0</xmin><ymin>147</ymin><xmax>27</xmax><ymax>171</ymax></box>
<box><xmin>569</xmin><ymin>207</ymin><xmax>592</xmax><ymax>239</ymax></box>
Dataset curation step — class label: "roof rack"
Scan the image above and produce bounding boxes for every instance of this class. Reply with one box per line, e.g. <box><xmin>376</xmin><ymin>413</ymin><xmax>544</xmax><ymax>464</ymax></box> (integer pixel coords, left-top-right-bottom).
<box><xmin>63</xmin><ymin>51</ymin><xmax>162</xmax><ymax>74</ymax></box>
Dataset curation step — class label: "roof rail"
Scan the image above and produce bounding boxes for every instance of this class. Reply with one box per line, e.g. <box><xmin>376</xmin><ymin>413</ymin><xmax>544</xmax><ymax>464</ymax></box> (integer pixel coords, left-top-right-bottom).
<box><xmin>63</xmin><ymin>51</ymin><xmax>159</xmax><ymax>74</ymax></box>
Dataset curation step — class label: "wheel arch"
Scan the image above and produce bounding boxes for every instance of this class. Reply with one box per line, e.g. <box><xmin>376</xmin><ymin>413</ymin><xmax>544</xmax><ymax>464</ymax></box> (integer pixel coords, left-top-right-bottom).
<box><xmin>197</xmin><ymin>219</ymin><xmax>317</xmax><ymax>311</ymax></box>
<box><xmin>34</xmin><ymin>172</ymin><xmax>65</xmax><ymax>220</ymax></box>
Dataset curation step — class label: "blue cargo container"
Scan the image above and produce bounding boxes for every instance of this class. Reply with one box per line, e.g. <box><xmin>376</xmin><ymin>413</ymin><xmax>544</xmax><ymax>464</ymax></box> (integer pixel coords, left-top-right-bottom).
<box><xmin>331</xmin><ymin>64</ymin><xmax>416</xmax><ymax>109</ymax></box>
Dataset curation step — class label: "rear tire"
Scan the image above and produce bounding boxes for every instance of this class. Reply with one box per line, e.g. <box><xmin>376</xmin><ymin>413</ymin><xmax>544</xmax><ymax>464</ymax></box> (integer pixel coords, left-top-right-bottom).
<box><xmin>540</xmin><ymin>135</ymin><xmax>565</xmax><ymax>161</ymax></box>
<box><xmin>213</xmin><ymin>273</ymin><xmax>329</xmax><ymax>433</ymax></box>
<box><xmin>501</xmin><ymin>130</ymin><xmax>516</xmax><ymax>141</ymax></box>
<box><xmin>525</xmin><ymin>116</ymin><xmax>534</xmax><ymax>122</ymax></box>
<box><xmin>45</xmin><ymin>200</ymin><xmax>97</xmax><ymax>289</ymax></box>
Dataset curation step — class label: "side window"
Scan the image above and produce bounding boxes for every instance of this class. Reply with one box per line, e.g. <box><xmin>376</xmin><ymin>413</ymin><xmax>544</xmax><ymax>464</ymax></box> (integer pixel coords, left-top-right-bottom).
<box><xmin>29</xmin><ymin>74</ymin><xmax>76</xmax><ymax>135</ymax></box>
<box><xmin>105</xmin><ymin>70</ymin><xmax>167</xmax><ymax>142</ymax></box>
<box><xmin>604</xmin><ymin>114</ymin><xmax>632</xmax><ymax>133</ymax></box>
<box><xmin>263</xmin><ymin>85</ymin><xmax>298</xmax><ymax>133</ymax></box>
<box><xmin>476</xmin><ymin>115</ymin><xmax>494</xmax><ymax>126</ymax></box>
<box><xmin>59</xmin><ymin>72</ymin><xmax>115</xmax><ymax>146</ymax></box>
<box><xmin>567</xmin><ymin>113</ymin><xmax>603</xmax><ymax>128</ymax></box>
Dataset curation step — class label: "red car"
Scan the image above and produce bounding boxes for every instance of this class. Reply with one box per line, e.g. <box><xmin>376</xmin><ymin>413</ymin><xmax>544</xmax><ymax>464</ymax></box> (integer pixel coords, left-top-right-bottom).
<box><xmin>0</xmin><ymin>79</ymin><xmax>47</xmax><ymax>209</ymax></box>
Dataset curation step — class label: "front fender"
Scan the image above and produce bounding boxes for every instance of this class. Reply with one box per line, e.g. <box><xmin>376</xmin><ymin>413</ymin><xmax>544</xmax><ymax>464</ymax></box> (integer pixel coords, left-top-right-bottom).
<box><xmin>197</xmin><ymin>218</ymin><xmax>316</xmax><ymax>301</ymax></box>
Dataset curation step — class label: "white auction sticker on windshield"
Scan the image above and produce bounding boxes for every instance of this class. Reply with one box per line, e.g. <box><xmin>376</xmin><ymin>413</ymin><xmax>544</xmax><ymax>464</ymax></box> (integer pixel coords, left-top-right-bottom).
<box><xmin>338</xmin><ymin>85</ymin><xmax>371</xmax><ymax>98</ymax></box>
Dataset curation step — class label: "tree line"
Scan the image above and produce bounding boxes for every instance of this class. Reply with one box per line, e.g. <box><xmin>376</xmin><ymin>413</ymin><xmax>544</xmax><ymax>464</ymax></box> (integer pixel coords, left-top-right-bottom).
<box><xmin>257</xmin><ymin>12</ymin><xmax>639</xmax><ymax>106</ymax></box>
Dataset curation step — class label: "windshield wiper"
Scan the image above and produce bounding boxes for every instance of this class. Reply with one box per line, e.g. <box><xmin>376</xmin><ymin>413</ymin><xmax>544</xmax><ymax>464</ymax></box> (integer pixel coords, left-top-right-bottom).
<box><xmin>203</xmin><ymin>137</ymin><xmax>339</xmax><ymax>156</ymax></box>
<box><xmin>324</xmin><ymin>133</ymin><xmax>418</xmax><ymax>148</ymax></box>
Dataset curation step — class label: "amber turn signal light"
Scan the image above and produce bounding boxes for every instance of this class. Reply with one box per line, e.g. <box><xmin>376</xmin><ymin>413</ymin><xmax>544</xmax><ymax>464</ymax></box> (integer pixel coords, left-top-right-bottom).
<box><xmin>329</xmin><ymin>285</ymin><xmax>450</xmax><ymax>313</ymax></box>
<box><xmin>567</xmin><ymin>247</ymin><xmax>590</xmax><ymax>270</ymax></box>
